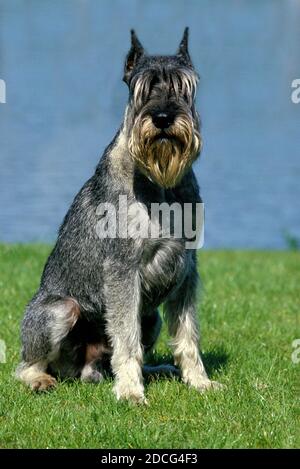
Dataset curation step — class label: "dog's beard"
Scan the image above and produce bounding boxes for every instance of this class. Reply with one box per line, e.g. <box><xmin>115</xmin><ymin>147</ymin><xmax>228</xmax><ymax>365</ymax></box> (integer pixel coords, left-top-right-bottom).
<box><xmin>128</xmin><ymin>114</ymin><xmax>201</xmax><ymax>188</ymax></box>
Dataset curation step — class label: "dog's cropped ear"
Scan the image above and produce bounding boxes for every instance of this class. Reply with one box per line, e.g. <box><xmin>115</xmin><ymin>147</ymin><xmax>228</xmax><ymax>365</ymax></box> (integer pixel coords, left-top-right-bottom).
<box><xmin>123</xmin><ymin>30</ymin><xmax>145</xmax><ymax>85</ymax></box>
<box><xmin>177</xmin><ymin>27</ymin><xmax>192</xmax><ymax>64</ymax></box>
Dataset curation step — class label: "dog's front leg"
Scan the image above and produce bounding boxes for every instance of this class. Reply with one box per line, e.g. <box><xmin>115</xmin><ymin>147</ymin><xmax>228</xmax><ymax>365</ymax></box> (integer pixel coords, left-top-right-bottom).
<box><xmin>165</xmin><ymin>260</ymin><xmax>222</xmax><ymax>393</ymax></box>
<box><xmin>105</xmin><ymin>270</ymin><xmax>145</xmax><ymax>404</ymax></box>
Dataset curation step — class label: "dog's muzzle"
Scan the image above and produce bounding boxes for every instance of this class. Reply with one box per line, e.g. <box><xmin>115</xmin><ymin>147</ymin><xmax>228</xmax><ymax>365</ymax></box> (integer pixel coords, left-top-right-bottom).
<box><xmin>128</xmin><ymin>113</ymin><xmax>201</xmax><ymax>188</ymax></box>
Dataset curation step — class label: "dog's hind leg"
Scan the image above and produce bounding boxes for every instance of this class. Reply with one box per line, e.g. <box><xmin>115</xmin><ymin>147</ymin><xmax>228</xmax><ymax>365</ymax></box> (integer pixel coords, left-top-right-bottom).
<box><xmin>16</xmin><ymin>296</ymin><xmax>80</xmax><ymax>391</ymax></box>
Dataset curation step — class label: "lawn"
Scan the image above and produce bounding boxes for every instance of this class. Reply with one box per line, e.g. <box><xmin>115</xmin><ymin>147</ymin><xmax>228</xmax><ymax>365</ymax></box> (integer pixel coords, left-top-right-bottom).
<box><xmin>0</xmin><ymin>244</ymin><xmax>299</xmax><ymax>448</ymax></box>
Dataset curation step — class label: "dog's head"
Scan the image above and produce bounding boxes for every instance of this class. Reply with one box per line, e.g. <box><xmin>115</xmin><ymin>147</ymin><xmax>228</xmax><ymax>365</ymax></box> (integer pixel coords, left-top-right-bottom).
<box><xmin>123</xmin><ymin>28</ymin><xmax>202</xmax><ymax>189</ymax></box>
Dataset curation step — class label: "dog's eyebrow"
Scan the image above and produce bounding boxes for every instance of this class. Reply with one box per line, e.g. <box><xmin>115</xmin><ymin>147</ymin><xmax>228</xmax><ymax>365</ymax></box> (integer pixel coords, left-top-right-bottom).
<box><xmin>131</xmin><ymin>66</ymin><xmax>198</xmax><ymax>108</ymax></box>
<box><xmin>131</xmin><ymin>70</ymin><xmax>157</xmax><ymax>107</ymax></box>
<box><xmin>171</xmin><ymin>69</ymin><xmax>198</xmax><ymax>100</ymax></box>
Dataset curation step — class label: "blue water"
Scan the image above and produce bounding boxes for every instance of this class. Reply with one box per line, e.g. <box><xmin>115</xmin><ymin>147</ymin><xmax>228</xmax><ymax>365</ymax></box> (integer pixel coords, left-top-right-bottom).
<box><xmin>0</xmin><ymin>0</ymin><xmax>299</xmax><ymax>248</ymax></box>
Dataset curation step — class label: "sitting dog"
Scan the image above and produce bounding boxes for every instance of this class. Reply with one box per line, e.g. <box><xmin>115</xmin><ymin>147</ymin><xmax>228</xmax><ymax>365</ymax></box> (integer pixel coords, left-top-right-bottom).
<box><xmin>16</xmin><ymin>28</ymin><xmax>222</xmax><ymax>403</ymax></box>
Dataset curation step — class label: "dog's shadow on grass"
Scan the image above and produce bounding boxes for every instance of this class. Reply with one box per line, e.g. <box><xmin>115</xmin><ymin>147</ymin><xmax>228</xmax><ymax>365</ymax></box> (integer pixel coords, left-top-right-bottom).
<box><xmin>143</xmin><ymin>347</ymin><xmax>229</xmax><ymax>384</ymax></box>
<box><xmin>60</xmin><ymin>348</ymin><xmax>229</xmax><ymax>387</ymax></box>
<box><xmin>201</xmin><ymin>348</ymin><xmax>229</xmax><ymax>377</ymax></box>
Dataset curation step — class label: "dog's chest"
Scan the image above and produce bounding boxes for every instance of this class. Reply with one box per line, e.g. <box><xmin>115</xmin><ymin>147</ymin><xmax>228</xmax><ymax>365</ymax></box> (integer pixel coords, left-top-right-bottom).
<box><xmin>128</xmin><ymin>188</ymin><xmax>190</xmax><ymax>305</ymax></box>
<box><xmin>139</xmin><ymin>235</ymin><xmax>188</xmax><ymax>307</ymax></box>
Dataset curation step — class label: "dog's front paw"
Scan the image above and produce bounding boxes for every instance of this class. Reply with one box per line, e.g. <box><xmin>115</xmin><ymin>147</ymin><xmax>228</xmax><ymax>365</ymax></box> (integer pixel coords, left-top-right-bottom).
<box><xmin>191</xmin><ymin>378</ymin><xmax>224</xmax><ymax>393</ymax></box>
<box><xmin>113</xmin><ymin>380</ymin><xmax>147</xmax><ymax>405</ymax></box>
<box><xmin>182</xmin><ymin>369</ymin><xmax>224</xmax><ymax>393</ymax></box>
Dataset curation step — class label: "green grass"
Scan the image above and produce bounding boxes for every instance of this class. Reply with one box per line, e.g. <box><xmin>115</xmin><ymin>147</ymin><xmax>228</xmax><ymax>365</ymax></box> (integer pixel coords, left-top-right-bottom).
<box><xmin>0</xmin><ymin>244</ymin><xmax>299</xmax><ymax>448</ymax></box>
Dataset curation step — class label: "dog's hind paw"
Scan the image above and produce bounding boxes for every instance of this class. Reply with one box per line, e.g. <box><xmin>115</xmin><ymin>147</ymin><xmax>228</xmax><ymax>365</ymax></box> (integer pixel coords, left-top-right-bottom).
<box><xmin>30</xmin><ymin>374</ymin><xmax>57</xmax><ymax>392</ymax></box>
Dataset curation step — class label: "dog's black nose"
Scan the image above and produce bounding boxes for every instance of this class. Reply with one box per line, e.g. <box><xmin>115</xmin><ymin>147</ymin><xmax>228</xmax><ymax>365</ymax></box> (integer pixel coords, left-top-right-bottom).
<box><xmin>152</xmin><ymin>112</ymin><xmax>174</xmax><ymax>130</ymax></box>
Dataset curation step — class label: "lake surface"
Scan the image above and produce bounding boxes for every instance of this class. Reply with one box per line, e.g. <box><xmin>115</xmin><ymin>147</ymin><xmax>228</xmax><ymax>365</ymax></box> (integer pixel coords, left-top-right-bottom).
<box><xmin>0</xmin><ymin>0</ymin><xmax>299</xmax><ymax>248</ymax></box>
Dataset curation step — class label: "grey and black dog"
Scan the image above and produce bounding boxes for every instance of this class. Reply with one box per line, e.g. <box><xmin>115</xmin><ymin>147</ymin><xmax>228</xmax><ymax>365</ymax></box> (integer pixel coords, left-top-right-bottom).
<box><xmin>16</xmin><ymin>28</ymin><xmax>222</xmax><ymax>403</ymax></box>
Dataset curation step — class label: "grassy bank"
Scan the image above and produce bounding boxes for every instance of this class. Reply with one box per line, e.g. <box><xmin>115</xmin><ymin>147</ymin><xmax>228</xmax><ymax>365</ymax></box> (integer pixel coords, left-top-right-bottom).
<box><xmin>0</xmin><ymin>244</ymin><xmax>299</xmax><ymax>448</ymax></box>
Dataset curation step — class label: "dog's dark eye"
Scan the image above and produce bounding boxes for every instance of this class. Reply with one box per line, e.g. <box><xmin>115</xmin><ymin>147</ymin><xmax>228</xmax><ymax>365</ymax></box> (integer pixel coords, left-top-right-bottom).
<box><xmin>178</xmin><ymin>84</ymin><xmax>190</xmax><ymax>103</ymax></box>
<box><xmin>149</xmin><ymin>76</ymin><xmax>159</xmax><ymax>91</ymax></box>
<box><xmin>183</xmin><ymin>91</ymin><xmax>190</xmax><ymax>104</ymax></box>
